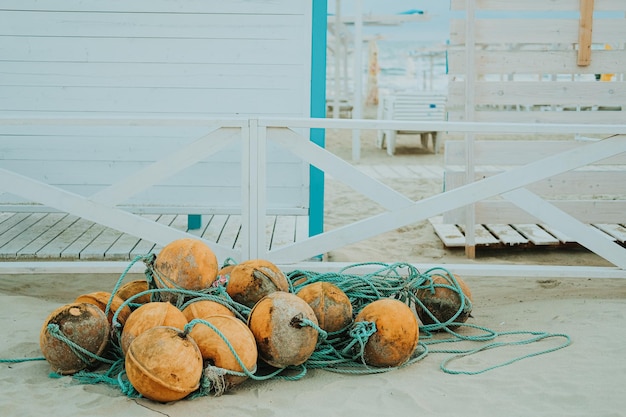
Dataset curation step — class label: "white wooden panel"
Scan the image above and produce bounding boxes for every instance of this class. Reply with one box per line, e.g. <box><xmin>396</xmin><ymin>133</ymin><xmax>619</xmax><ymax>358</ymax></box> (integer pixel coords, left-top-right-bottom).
<box><xmin>127</xmin><ymin>215</ymin><xmax>161</xmax><ymax>257</ymax></box>
<box><xmin>449</xmin><ymin>82</ymin><xmax>626</xmax><ymax>107</ymax></box>
<box><xmin>447</xmin><ymin>109</ymin><xmax>626</xmax><ymax>124</ymax></box>
<box><xmin>444</xmin><ymin>200</ymin><xmax>626</xmax><ymax>224</ymax></box>
<box><xmin>459</xmin><ymin>223</ymin><xmax>500</xmax><ymax>246</ymax></box>
<box><xmin>0</xmin><ymin>1</ymin><xmax>313</xmax><ymax>217</ymax></box>
<box><xmin>594</xmin><ymin>224</ymin><xmax>626</xmax><ymax>243</ymax></box>
<box><xmin>0</xmin><ymin>37</ymin><xmax>303</xmax><ymax>66</ymax></box>
<box><xmin>512</xmin><ymin>224</ymin><xmax>561</xmax><ymax>246</ymax></box>
<box><xmin>17</xmin><ymin>214</ymin><xmax>78</xmax><ymax>259</ymax></box>
<box><xmin>61</xmin><ymin>222</ymin><xmax>107</xmax><ymax>259</ymax></box>
<box><xmin>484</xmin><ymin>224</ymin><xmax>528</xmax><ymax>246</ymax></box>
<box><xmin>432</xmin><ymin>222</ymin><xmax>467</xmax><ymax>248</ymax></box>
<box><xmin>451</xmin><ymin>0</ymin><xmax>625</xmax><ymax>11</ymax></box>
<box><xmin>0</xmin><ymin>162</ymin><xmax>305</xmax><ymax>192</ymax></box>
<box><xmin>505</xmin><ymin>188</ymin><xmax>626</xmax><ymax>268</ymax></box>
<box><xmin>0</xmin><ymin>86</ymin><xmax>302</xmax><ymax>115</ymax></box>
<box><xmin>445</xmin><ymin>170</ymin><xmax>626</xmax><ymax>196</ymax></box>
<box><xmin>0</xmin><ymin>0</ymin><xmax>306</xmax><ymax>14</ymax></box>
<box><xmin>445</xmin><ymin>140</ymin><xmax>626</xmax><ymax>165</ymax></box>
<box><xmin>450</xmin><ymin>19</ymin><xmax>626</xmax><ymax>45</ymax></box>
<box><xmin>448</xmin><ymin>50</ymin><xmax>626</xmax><ymax>75</ymax></box>
<box><xmin>0</xmin><ymin>132</ymin><xmax>298</xmax><ymax>163</ymax></box>
<box><xmin>0</xmin><ymin>62</ymin><xmax>304</xmax><ymax>90</ymax></box>
<box><xmin>1</xmin><ymin>11</ymin><xmax>303</xmax><ymax>38</ymax></box>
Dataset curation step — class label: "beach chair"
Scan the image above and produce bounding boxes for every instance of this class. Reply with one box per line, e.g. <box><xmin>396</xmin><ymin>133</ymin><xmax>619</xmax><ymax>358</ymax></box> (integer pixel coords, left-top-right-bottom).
<box><xmin>376</xmin><ymin>92</ymin><xmax>447</xmax><ymax>155</ymax></box>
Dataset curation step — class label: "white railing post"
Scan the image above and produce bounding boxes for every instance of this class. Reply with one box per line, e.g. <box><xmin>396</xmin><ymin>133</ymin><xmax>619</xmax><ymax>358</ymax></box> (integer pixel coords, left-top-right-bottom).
<box><xmin>240</xmin><ymin>119</ymin><xmax>267</xmax><ymax>261</ymax></box>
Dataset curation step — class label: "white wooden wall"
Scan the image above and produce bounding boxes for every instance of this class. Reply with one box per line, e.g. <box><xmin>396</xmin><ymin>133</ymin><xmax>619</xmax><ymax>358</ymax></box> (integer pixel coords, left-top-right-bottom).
<box><xmin>448</xmin><ymin>0</ymin><xmax>626</xmax><ymax>124</ymax></box>
<box><xmin>0</xmin><ymin>0</ymin><xmax>313</xmax><ymax>214</ymax></box>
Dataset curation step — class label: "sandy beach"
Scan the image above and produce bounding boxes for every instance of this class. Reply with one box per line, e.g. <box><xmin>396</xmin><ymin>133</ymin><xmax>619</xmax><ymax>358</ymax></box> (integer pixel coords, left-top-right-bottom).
<box><xmin>1</xmin><ymin>127</ymin><xmax>625</xmax><ymax>417</ymax></box>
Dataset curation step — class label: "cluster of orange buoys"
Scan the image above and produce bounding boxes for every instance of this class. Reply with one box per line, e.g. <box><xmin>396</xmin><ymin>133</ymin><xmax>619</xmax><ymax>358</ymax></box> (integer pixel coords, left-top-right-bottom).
<box><xmin>39</xmin><ymin>238</ymin><xmax>472</xmax><ymax>403</ymax></box>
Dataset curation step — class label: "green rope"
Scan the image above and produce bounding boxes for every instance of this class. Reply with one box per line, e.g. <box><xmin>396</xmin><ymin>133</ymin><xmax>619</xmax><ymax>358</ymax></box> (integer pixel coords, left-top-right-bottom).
<box><xmin>432</xmin><ymin>330</ymin><xmax>572</xmax><ymax>375</ymax></box>
<box><xmin>1</xmin><ymin>257</ymin><xmax>574</xmax><ymax>398</ymax></box>
<box><xmin>46</xmin><ymin>323</ymin><xmax>116</xmax><ymax>366</ymax></box>
<box><xmin>0</xmin><ymin>356</ymin><xmax>45</xmax><ymax>363</ymax></box>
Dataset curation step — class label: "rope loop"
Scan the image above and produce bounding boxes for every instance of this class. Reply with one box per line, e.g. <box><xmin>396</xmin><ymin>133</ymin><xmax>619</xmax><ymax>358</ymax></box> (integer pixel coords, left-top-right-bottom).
<box><xmin>46</xmin><ymin>323</ymin><xmax>115</xmax><ymax>366</ymax></box>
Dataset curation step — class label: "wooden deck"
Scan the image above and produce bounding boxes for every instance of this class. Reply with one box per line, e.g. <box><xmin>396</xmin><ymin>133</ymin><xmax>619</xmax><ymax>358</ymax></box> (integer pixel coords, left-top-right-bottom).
<box><xmin>0</xmin><ymin>212</ymin><xmax>309</xmax><ymax>261</ymax></box>
<box><xmin>0</xmin><ymin>164</ymin><xmax>444</xmax><ymax>261</ymax></box>
<box><xmin>431</xmin><ymin>217</ymin><xmax>626</xmax><ymax>249</ymax></box>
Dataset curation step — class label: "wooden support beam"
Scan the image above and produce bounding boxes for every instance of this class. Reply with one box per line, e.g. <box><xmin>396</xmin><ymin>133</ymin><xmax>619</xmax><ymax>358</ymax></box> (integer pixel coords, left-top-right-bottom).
<box><xmin>577</xmin><ymin>0</ymin><xmax>594</xmax><ymax>66</ymax></box>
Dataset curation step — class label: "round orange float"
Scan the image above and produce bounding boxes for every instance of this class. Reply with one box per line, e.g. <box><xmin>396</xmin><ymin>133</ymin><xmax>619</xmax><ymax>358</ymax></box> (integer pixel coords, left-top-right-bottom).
<box><xmin>297</xmin><ymin>282</ymin><xmax>353</xmax><ymax>333</ymax></box>
<box><xmin>74</xmin><ymin>291</ymin><xmax>131</xmax><ymax>328</ymax></box>
<box><xmin>354</xmin><ymin>298</ymin><xmax>419</xmax><ymax>368</ymax></box>
<box><xmin>248</xmin><ymin>291</ymin><xmax>318</xmax><ymax>368</ymax></box>
<box><xmin>125</xmin><ymin>326</ymin><xmax>203</xmax><ymax>402</ymax></box>
<box><xmin>116</xmin><ymin>280</ymin><xmax>151</xmax><ymax>306</ymax></box>
<box><xmin>120</xmin><ymin>302</ymin><xmax>188</xmax><ymax>354</ymax></box>
<box><xmin>414</xmin><ymin>273</ymin><xmax>473</xmax><ymax>329</ymax></box>
<box><xmin>187</xmin><ymin>314</ymin><xmax>258</xmax><ymax>391</ymax></box>
<box><xmin>226</xmin><ymin>259</ymin><xmax>289</xmax><ymax>308</ymax></box>
<box><xmin>182</xmin><ymin>299</ymin><xmax>235</xmax><ymax>321</ymax></box>
<box><xmin>40</xmin><ymin>302</ymin><xmax>110</xmax><ymax>375</ymax></box>
<box><xmin>153</xmin><ymin>238</ymin><xmax>219</xmax><ymax>300</ymax></box>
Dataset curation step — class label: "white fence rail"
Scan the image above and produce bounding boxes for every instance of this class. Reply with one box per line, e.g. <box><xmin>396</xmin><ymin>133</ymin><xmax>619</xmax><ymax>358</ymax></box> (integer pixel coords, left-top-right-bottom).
<box><xmin>2</xmin><ymin>117</ymin><xmax>626</xmax><ymax>278</ymax></box>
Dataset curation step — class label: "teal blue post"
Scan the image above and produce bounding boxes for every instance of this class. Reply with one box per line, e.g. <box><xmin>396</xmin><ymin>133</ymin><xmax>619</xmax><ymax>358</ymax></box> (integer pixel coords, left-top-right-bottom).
<box><xmin>187</xmin><ymin>214</ymin><xmax>202</xmax><ymax>230</ymax></box>
<box><xmin>309</xmin><ymin>0</ymin><xmax>327</xmax><ymax>247</ymax></box>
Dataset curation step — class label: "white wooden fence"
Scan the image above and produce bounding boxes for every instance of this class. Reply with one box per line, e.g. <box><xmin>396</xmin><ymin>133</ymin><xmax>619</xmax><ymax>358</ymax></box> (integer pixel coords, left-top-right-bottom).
<box><xmin>1</xmin><ymin>117</ymin><xmax>626</xmax><ymax>279</ymax></box>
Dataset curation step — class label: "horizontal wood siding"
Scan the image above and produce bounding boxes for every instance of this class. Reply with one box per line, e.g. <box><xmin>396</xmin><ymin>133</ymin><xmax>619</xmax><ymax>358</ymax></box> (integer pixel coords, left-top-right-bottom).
<box><xmin>0</xmin><ymin>1</ymin><xmax>312</xmax><ymax>214</ymax></box>
<box><xmin>448</xmin><ymin>0</ymin><xmax>626</xmax><ymax>124</ymax></box>
<box><xmin>442</xmin><ymin>140</ymin><xmax>626</xmax><ymax>225</ymax></box>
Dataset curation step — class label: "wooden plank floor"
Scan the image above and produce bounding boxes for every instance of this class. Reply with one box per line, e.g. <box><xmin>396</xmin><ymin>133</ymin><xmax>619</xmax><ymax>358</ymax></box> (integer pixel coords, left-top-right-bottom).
<box><xmin>0</xmin><ymin>212</ymin><xmax>309</xmax><ymax>261</ymax></box>
<box><xmin>0</xmin><ymin>164</ymin><xmax>445</xmax><ymax>262</ymax></box>
<box><xmin>430</xmin><ymin>216</ymin><xmax>626</xmax><ymax>249</ymax></box>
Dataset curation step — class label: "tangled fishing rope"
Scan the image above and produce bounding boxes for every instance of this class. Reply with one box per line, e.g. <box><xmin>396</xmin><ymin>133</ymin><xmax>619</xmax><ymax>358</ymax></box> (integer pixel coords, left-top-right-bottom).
<box><xmin>2</xmin><ymin>254</ymin><xmax>571</xmax><ymax>399</ymax></box>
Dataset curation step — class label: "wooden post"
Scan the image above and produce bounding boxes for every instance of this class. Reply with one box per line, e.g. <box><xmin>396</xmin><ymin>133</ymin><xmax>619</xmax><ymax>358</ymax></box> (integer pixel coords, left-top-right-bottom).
<box><xmin>464</xmin><ymin>0</ymin><xmax>477</xmax><ymax>259</ymax></box>
<box><xmin>577</xmin><ymin>0</ymin><xmax>594</xmax><ymax>66</ymax></box>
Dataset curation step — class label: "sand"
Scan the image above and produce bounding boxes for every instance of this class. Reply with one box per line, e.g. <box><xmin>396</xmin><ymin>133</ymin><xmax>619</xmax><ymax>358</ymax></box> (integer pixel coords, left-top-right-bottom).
<box><xmin>2</xmin><ymin>127</ymin><xmax>626</xmax><ymax>416</ymax></box>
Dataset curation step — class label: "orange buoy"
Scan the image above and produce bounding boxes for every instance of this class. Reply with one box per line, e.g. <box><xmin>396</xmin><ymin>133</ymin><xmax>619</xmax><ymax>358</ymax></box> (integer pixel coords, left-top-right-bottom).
<box><xmin>120</xmin><ymin>302</ymin><xmax>188</xmax><ymax>354</ymax></box>
<box><xmin>415</xmin><ymin>273</ymin><xmax>473</xmax><ymax>329</ymax></box>
<box><xmin>354</xmin><ymin>298</ymin><xmax>419</xmax><ymax>368</ymax></box>
<box><xmin>226</xmin><ymin>259</ymin><xmax>289</xmax><ymax>308</ymax></box>
<box><xmin>188</xmin><ymin>314</ymin><xmax>258</xmax><ymax>391</ymax></box>
<box><xmin>40</xmin><ymin>302</ymin><xmax>110</xmax><ymax>375</ymax></box>
<box><xmin>74</xmin><ymin>291</ymin><xmax>131</xmax><ymax>328</ymax></box>
<box><xmin>153</xmin><ymin>238</ymin><xmax>219</xmax><ymax>300</ymax></box>
<box><xmin>116</xmin><ymin>280</ymin><xmax>151</xmax><ymax>306</ymax></box>
<box><xmin>125</xmin><ymin>326</ymin><xmax>203</xmax><ymax>402</ymax></box>
<box><xmin>297</xmin><ymin>282</ymin><xmax>353</xmax><ymax>333</ymax></box>
<box><xmin>248</xmin><ymin>292</ymin><xmax>318</xmax><ymax>368</ymax></box>
<box><xmin>182</xmin><ymin>299</ymin><xmax>235</xmax><ymax>321</ymax></box>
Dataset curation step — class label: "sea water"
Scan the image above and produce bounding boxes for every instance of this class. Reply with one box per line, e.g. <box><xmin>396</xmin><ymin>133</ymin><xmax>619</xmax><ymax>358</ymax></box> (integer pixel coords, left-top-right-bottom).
<box><xmin>326</xmin><ymin>38</ymin><xmax>449</xmax><ymax>102</ymax></box>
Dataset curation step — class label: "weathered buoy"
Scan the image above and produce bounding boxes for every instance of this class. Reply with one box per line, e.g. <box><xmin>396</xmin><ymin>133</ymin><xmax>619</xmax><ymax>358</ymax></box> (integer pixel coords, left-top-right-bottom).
<box><xmin>120</xmin><ymin>302</ymin><xmax>188</xmax><ymax>354</ymax></box>
<box><xmin>40</xmin><ymin>302</ymin><xmax>110</xmax><ymax>375</ymax></box>
<box><xmin>297</xmin><ymin>282</ymin><xmax>353</xmax><ymax>333</ymax></box>
<box><xmin>153</xmin><ymin>238</ymin><xmax>219</xmax><ymax>301</ymax></box>
<box><xmin>414</xmin><ymin>273</ymin><xmax>473</xmax><ymax>329</ymax></box>
<box><xmin>74</xmin><ymin>291</ymin><xmax>131</xmax><ymax>328</ymax></box>
<box><xmin>226</xmin><ymin>259</ymin><xmax>289</xmax><ymax>308</ymax></box>
<box><xmin>116</xmin><ymin>280</ymin><xmax>151</xmax><ymax>306</ymax></box>
<box><xmin>247</xmin><ymin>291</ymin><xmax>318</xmax><ymax>368</ymax></box>
<box><xmin>182</xmin><ymin>299</ymin><xmax>235</xmax><ymax>321</ymax></box>
<box><xmin>354</xmin><ymin>298</ymin><xmax>419</xmax><ymax>368</ymax></box>
<box><xmin>188</xmin><ymin>314</ymin><xmax>258</xmax><ymax>391</ymax></box>
<box><xmin>125</xmin><ymin>326</ymin><xmax>203</xmax><ymax>402</ymax></box>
